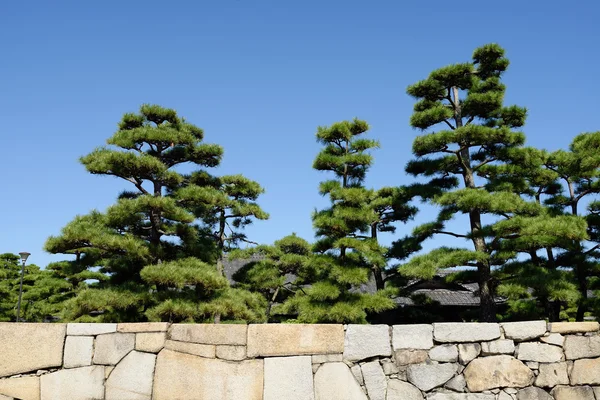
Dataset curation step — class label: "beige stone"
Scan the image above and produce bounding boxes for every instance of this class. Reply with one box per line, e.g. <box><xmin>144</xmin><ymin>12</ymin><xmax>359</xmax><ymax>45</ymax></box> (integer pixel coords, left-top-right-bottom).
<box><xmin>570</xmin><ymin>358</ymin><xmax>600</xmax><ymax>385</ymax></box>
<box><xmin>216</xmin><ymin>345</ymin><xmax>246</xmax><ymax>361</ymax></box>
<box><xmin>264</xmin><ymin>356</ymin><xmax>314</xmax><ymax>400</ymax></box>
<box><xmin>0</xmin><ymin>376</ymin><xmax>40</xmax><ymax>400</ymax></box>
<box><xmin>135</xmin><ymin>332</ymin><xmax>166</xmax><ymax>353</ymax></box>
<box><xmin>247</xmin><ymin>324</ymin><xmax>344</xmax><ymax>357</ymax></box>
<box><xmin>458</xmin><ymin>343</ymin><xmax>481</xmax><ymax>365</ymax></box>
<box><xmin>169</xmin><ymin>323</ymin><xmax>247</xmax><ymax>345</ymax></box>
<box><xmin>534</xmin><ymin>362</ymin><xmax>569</xmax><ymax>387</ymax></box>
<box><xmin>551</xmin><ymin>385</ymin><xmax>595</xmax><ymax>400</ymax></box>
<box><xmin>312</xmin><ymin>354</ymin><xmax>343</xmax><ymax>363</ymax></box>
<box><xmin>548</xmin><ymin>321</ymin><xmax>599</xmax><ymax>334</ymax></box>
<box><xmin>313</xmin><ymin>362</ymin><xmax>367</xmax><ymax>400</ymax></box>
<box><xmin>392</xmin><ymin>324</ymin><xmax>433</xmax><ymax>350</ymax></box>
<box><xmin>395</xmin><ymin>349</ymin><xmax>428</xmax><ymax>365</ymax></box>
<box><xmin>93</xmin><ymin>332</ymin><xmax>135</xmax><ymax>365</ymax></box>
<box><xmin>502</xmin><ymin>321</ymin><xmax>547</xmax><ymax>341</ymax></box>
<box><xmin>427</xmin><ymin>394</ymin><xmax>494</xmax><ymax>400</ymax></box>
<box><xmin>564</xmin><ymin>335</ymin><xmax>600</xmax><ymax>359</ymax></box>
<box><xmin>117</xmin><ymin>322</ymin><xmax>169</xmax><ymax>332</ymax></box>
<box><xmin>63</xmin><ymin>336</ymin><xmax>94</xmax><ymax>368</ymax></box>
<box><xmin>433</xmin><ymin>322</ymin><xmax>501</xmax><ymax>343</ymax></box>
<box><xmin>105</xmin><ymin>351</ymin><xmax>156</xmax><ymax>400</ymax></box>
<box><xmin>164</xmin><ymin>340</ymin><xmax>216</xmax><ymax>358</ymax></box>
<box><xmin>463</xmin><ymin>355</ymin><xmax>534</xmax><ymax>391</ymax></box>
<box><xmin>516</xmin><ymin>387</ymin><xmax>553</xmax><ymax>399</ymax></box>
<box><xmin>386</xmin><ymin>380</ymin><xmax>423</xmax><ymax>400</ymax></box>
<box><xmin>516</xmin><ymin>343</ymin><xmax>563</xmax><ymax>363</ymax></box>
<box><xmin>0</xmin><ymin>323</ymin><xmax>65</xmax><ymax>378</ymax></box>
<box><xmin>407</xmin><ymin>363</ymin><xmax>457</xmax><ymax>391</ymax></box>
<box><xmin>40</xmin><ymin>366</ymin><xmax>104</xmax><ymax>400</ymax></box>
<box><xmin>153</xmin><ymin>349</ymin><xmax>263</xmax><ymax>400</ymax></box>
<box><xmin>0</xmin><ymin>394</ymin><xmax>12</xmax><ymax>400</ymax></box>
<box><xmin>67</xmin><ymin>322</ymin><xmax>116</xmax><ymax>335</ymax></box>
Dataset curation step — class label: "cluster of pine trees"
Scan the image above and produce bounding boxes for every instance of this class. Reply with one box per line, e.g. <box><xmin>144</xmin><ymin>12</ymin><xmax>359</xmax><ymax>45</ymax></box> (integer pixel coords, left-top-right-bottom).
<box><xmin>4</xmin><ymin>44</ymin><xmax>600</xmax><ymax>324</ymax></box>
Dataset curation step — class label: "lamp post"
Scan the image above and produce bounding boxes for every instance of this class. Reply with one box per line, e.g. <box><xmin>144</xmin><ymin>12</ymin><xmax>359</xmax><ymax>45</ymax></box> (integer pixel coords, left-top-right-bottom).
<box><xmin>16</xmin><ymin>252</ymin><xmax>30</xmax><ymax>322</ymax></box>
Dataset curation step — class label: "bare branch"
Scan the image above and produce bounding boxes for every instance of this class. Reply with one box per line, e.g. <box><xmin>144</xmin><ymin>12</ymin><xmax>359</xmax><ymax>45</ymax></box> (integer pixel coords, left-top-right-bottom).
<box><xmin>433</xmin><ymin>230</ymin><xmax>468</xmax><ymax>239</ymax></box>
<box><xmin>473</xmin><ymin>158</ymin><xmax>497</xmax><ymax>171</ymax></box>
<box><xmin>443</xmin><ymin>119</ymin><xmax>456</xmax><ymax>130</ymax></box>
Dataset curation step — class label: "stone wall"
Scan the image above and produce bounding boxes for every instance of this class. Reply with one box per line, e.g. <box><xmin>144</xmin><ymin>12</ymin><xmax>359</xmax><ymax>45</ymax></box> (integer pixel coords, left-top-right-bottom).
<box><xmin>0</xmin><ymin>321</ymin><xmax>599</xmax><ymax>400</ymax></box>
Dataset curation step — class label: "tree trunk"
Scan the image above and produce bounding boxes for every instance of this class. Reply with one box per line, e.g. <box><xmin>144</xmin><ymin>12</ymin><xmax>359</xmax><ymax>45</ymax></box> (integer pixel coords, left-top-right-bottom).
<box><xmin>371</xmin><ymin>223</ymin><xmax>384</xmax><ymax>290</ymax></box>
<box><xmin>576</xmin><ymin>268</ymin><xmax>588</xmax><ymax>321</ymax></box>
<box><xmin>214</xmin><ymin>210</ymin><xmax>227</xmax><ymax>324</ymax></box>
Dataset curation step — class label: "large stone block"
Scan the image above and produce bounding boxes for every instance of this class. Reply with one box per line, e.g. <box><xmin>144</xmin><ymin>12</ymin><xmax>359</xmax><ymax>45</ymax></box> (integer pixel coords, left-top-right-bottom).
<box><xmin>502</xmin><ymin>321</ymin><xmax>547</xmax><ymax>341</ymax></box>
<box><xmin>392</xmin><ymin>325</ymin><xmax>433</xmax><ymax>350</ymax></box>
<box><xmin>0</xmin><ymin>323</ymin><xmax>66</xmax><ymax>378</ymax></box>
<box><xmin>135</xmin><ymin>332</ymin><xmax>166</xmax><ymax>353</ymax></box>
<box><xmin>67</xmin><ymin>323</ymin><xmax>116</xmax><ymax>335</ymax></box>
<box><xmin>153</xmin><ymin>349</ymin><xmax>263</xmax><ymax>400</ymax></box>
<box><xmin>169</xmin><ymin>324</ymin><xmax>247</xmax><ymax>345</ymax></box>
<box><xmin>463</xmin><ymin>355</ymin><xmax>534</xmax><ymax>392</ymax></box>
<box><xmin>548</xmin><ymin>322</ymin><xmax>599</xmax><ymax>334</ymax></box>
<box><xmin>570</xmin><ymin>358</ymin><xmax>600</xmax><ymax>385</ymax></box>
<box><xmin>361</xmin><ymin>361</ymin><xmax>386</xmax><ymax>400</ymax></box>
<box><xmin>40</xmin><ymin>366</ymin><xmax>104</xmax><ymax>400</ymax></box>
<box><xmin>516</xmin><ymin>387</ymin><xmax>553</xmax><ymax>400</ymax></box>
<box><xmin>429</xmin><ymin>345</ymin><xmax>458</xmax><ymax>362</ymax></box>
<box><xmin>343</xmin><ymin>325</ymin><xmax>391</xmax><ymax>361</ymax></box>
<box><xmin>313</xmin><ymin>362</ymin><xmax>367</xmax><ymax>400</ymax></box>
<box><xmin>93</xmin><ymin>332</ymin><xmax>135</xmax><ymax>365</ymax></box>
<box><xmin>63</xmin><ymin>336</ymin><xmax>94</xmax><ymax>368</ymax></box>
<box><xmin>407</xmin><ymin>363</ymin><xmax>457</xmax><ymax>391</ymax></box>
<box><xmin>550</xmin><ymin>385</ymin><xmax>595</xmax><ymax>400</ymax></box>
<box><xmin>481</xmin><ymin>339</ymin><xmax>515</xmax><ymax>355</ymax></box>
<box><xmin>216</xmin><ymin>345</ymin><xmax>246</xmax><ymax>361</ymax></box>
<box><xmin>516</xmin><ymin>343</ymin><xmax>563</xmax><ymax>363</ymax></box>
<box><xmin>247</xmin><ymin>324</ymin><xmax>343</xmax><ymax>357</ymax></box>
<box><xmin>0</xmin><ymin>376</ymin><xmax>40</xmax><ymax>400</ymax></box>
<box><xmin>433</xmin><ymin>323</ymin><xmax>500</xmax><ymax>343</ymax></box>
<box><xmin>164</xmin><ymin>340</ymin><xmax>215</xmax><ymax>358</ymax></box>
<box><xmin>117</xmin><ymin>322</ymin><xmax>169</xmax><ymax>333</ymax></box>
<box><xmin>534</xmin><ymin>362</ymin><xmax>568</xmax><ymax>388</ymax></box>
<box><xmin>106</xmin><ymin>351</ymin><xmax>156</xmax><ymax>400</ymax></box>
<box><xmin>563</xmin><ymin>335</ymin><xmax>600</xmax><ymax>359</ymax></box>
<box><xmin>264</xmin><ymin>356</ymin><xmax>314</xmax><ymax>400</ymax></box>
<box><xmin>386</xmin><ymin>380</ymin><xmax>423</xmax><ymax>400</ymax></box>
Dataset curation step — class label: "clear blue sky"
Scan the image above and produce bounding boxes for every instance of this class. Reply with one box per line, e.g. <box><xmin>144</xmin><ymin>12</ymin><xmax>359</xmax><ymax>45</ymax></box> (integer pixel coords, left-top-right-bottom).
<box><xmin>1</xmin><ymin>0</ymin><xmax>599</xmax><ymax>268</ymax></box>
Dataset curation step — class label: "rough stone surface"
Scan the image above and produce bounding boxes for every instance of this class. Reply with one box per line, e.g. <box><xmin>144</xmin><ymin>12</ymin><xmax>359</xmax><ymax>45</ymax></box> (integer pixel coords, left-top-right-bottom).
<box><xmin>497</xmin><ymin>392</ymin><xmax>513</xmax><ymax>400</ymax></box>
<box><xmin>563</xmin><ymin>335</ymin><xmax>600</xmax><ymax>359</ymax></box>
<box><xmin>570</xmin><ymin>358</ymin><xmax>600</xmax><ymax>385</ymax></box>
<box><xmin>534</xmin><ymin>362</ymin><xmax>568</xmax><ymax>387</ymax></box>
<box><xmin>551</xmin><ymin>385</ymin><xmax>595</xmax><ymax>400</ymax></box>
<box><xmin>516</xmin><ymin>387</ymin><xmax>552</xmax><ymax>400</ymax></box>
<box><xmin>153</xmin><ymin>349</ymin><xmax>263</xmax><ymax>400</ymax></box>
<box><xmin>502</xmin><ymin>321</ymin><xmax>547</xmax><ymax>341</ymax></box>
<box><xmin>406</xmin><ymin>363</ymin><xmax>457</xmax><ymax>391</ymax></box>
<box><xmin>164</xmin><ymin>340</ymin><xmax>215</xmax><ymax>358</ymax></box>
<box><xmin>0</xmin><ymin>323</ymin><xmax>65</xmax><ymax>378</ymax></box>
<box><xmin>67</xmin><ymin>322</ymin><xmax>116</xmax><ymax>335</ymax></box>
<box><xmin>63</xmin><ymin>336</ymin><xmax>93</xmax><ymax>368</ymax></box>
<box><xmin>425</xmin><ymin>394</ymin><xmax>494</xmax><ymax>400</ymax></box>
<box><xmin>433</xmin><ymin>323</ymin><xmax>500</xmax><ymax>343</ymax></box>
<box><xmin>343</xmin><ymin>325</ymin><xmax>391</xmax><ymax>361</ymax></box>
<box><xmin>381</xmin><ymin>360</ymin><xmax>399</xmax><ymax>375</ymax></box>
<box><xmin>169</xmin><ymin>323</ymin><xmax>247</xmax><ymax>345</ymax></box>
<box><xmin>525</xmin><ymin>361</ymin><xmax>539</xmax><ymax>369</ymax></box>
<box><xmin>516</xmin><ymin>343</ymin><xmax>563</xmax><ymax>363</ymax></box>
<box><xmin>0</xmin><ymin>376</ymin><xmax>40</xmax><ymax>400</ymax></box>
<box><xmin>247</xmin><ymin>324</ymin><xmax>344</xmax><ymax>357</ymax></box>
<box><xmin>386</xmin><ymin>380</ymin><xmax>423</xmax><ymax>400</ymax></box>
<box><xmin>216</xmin><ymin>345</ymin><xmax>246</xmax><ymax>361</ymax></box>
<box><xmin>429</xmin><ymin>345</ymin><xmax>458</xmax><ymax>362</ymax></box>
<box><xmin>40</xmin><ymin>366</ymin><xmax>104</xmax><ymax>400</ymax></box>
<box><xmin>463</xmin><ymin>355</ymin><xmax>534</xmax><ymax>392</ymax></box>
<box><xmin>480</xmin><ymin>339</ymin><xmax>515</xmax><ymax>355</ymax></box>
<box><xmin>105</xmin><ymin>351</ymin><xmax>156</xmax><ymax>400</ymax></box>
<box><xmin>445</xmin><ymin>374</ymin><xmax>466</xmax><ymax>392</ymax></box>
<box><xmin>594</xmin><ymin>387</ymin><xmax>600</xmax><ymax>400</ymax></box>
<box><xmin>93</xmin><ymin>333</ymin><xmax>135</xmax><ymax>365</ymax></box>
<box><xmin>540</xmin><ymin>333</ymin><xmax>564</xmax><ymax>347</ymax></box>
<box><xmin>392</xmin><ymin>325</ymin><xmax>433</xmax><ymax>350</ymax></box>
<box><xmin>548</xmin><ymin>322</ymin><xmax>599</xmax><ymax>334</ymax></box>
<box><xmin>264</xmin><ymin>356</ymin><xmax>314</xmax><ymax>400</ymax></box>
<box><xmin>117</xmin><ymin>322</ymin><xmax>169</xmax><ymax>332</ymax></box>
<box><xmin>458</xmin><ymin>343</ymin><xmax>481</xmax><ymax>364</ymax></box>
<box><xmin>350</xmin><ymin>364</ymin><xmax>364</xmax><ymax>385</ymax></box>
<box><xmin>135</xmin><ymin>332</ymin><xmax>166</xmax><ymax>353</ymax></box>
<box><xmin>313</xmin><ymin>362</ymin><xmax>367</xmax><ymax>400</ymax></box>
<box><xmin>312</xmin><ymin>354</ymin><xmax>343</xmax><ymax>363</ymax></box>
<box><xmin>361</xmin><ymin>361</ymin><xmax>386</xmax><ymax>400</ymax></box>
<box><xmin>395</xmin><ymin>349</ymin><xmax>428</xmax><ymax>365</ymax></box>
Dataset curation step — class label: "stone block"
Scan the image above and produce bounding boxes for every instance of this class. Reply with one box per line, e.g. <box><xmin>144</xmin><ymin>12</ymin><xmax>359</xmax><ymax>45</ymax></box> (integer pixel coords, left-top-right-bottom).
<box><xmin>247</xmin><ymin>324</ymin><xmax>344</xmax><ymax>357</ymax></box>
<box><xmin>516</xmin><ymin>343</ymin><xmax>563</xmax><ymax>363</ymax></box>
<box><xmin>67</xmin><ymin>323</ymin><xmax>116</xmax><ymax>335</ymax></box>
<box><xmin>386</xmin><ymin>380</ymin><xmax>423</xmax><ymax>400</ymax></box>
<box><xmin>516</xmin><ymin>387</ymin><xmax>553</xmax><ymax>399</ymax></box>
<box><xmin>426</xmin><ymin>395</ymin><xmax>494</xmax><ymax>400</ymax></box>
<box><xmin>135</xmin><ymin>332</ymin><xmax>166</xmax><ymax>353</ymax></box>
<box><xmin>0</xmin><ymin>376</ymin><xmax>39</xmax><ymax>400</ymax></box>
<box><xmin>63</xmin><ymin>336</ymin><xmax>94</xmax><ymax>368</ymax></box>
<box><xmin>93</xmin><ymin>333</ymin><xmax>135</xmax><ymax>365</ymax></box>
<box><xmin>502</xmin><ymin>321</ymin><xmax>547</xmax><ymax>341</ymax></box>
<box><xmin>381</xmin><ymin>360</ymin><xmax>399</xmax><ymax>375</ymax></box>
<box><xmin>550</xmin><ymin>385</ymin><xmax>595</xmax><ymax>400</ymax></box>
<box><xmin>164</xmin><ymin>340</ymin><xmax>215</xmax><ymax>358</ymax></box>
<box><xmin>117</xmin><ymin>322</ymin><xmax>169</xmax><ymax>333</ymax></box>
<box><xmin>534</xmin><ymin>362</ymin><xmax>568</xmax><ymax>388</ymax></box>
<box><xmin>564</xmin><ymin>335</ymin><xmax>600</xmax><ymax>359</ymax></box>
<box><xmin>444</xmin><ymin>374</ymin><xmax>466</xmax><ymax>392</ymax></box>
<box><xmin>105</xmin><ymin>351</ymin><xmax>156</xmax><ymax>400</ymax></box>
<box><xmin>548</xmin><ymin>322</ymin><xmax>599</xmax><ymax>334</ymax></box>
<box><xmin>216</xmin><ymin>345</ymin><xmax>246</xmax><ymax>361</ymax></box>
<box><xmin>312</xmin><ymin>354</ymin><xmax>343</xmax><ymax>363</ymax></box>
<box><xmin>40</xmin><ymin>366</ymin><xmax>104</xmax><ymax>400</ymax></box>
<box><xmin>540</xmin><ymin>333</ymin><xmax>564</xmax><ymax>347</ymax></box>
<box><xmin>0</xmin><ymin>323</ymin><xmax>65</xmax><ymax>378</ymax></box>
<box><xmin>429</xmin><ymin>345</ymin><xmax>458</xmax><ymax>362</ymax></box>
<box><xmin>169</xmin><ymin>323</ymin><xmax>247</xmax><ymax>345</ymax></box>
<box><xmin>458</xmin><ymin>343</ymin><xmax>481</xmax><ymax>364</ymax></box>
<box><xmin>313</xmin><ymin>362</ymin><xmax>367</xmax><ymax>400</ymax></box>
<box><xmin>407</xmin><ymin>363</ymin><xmax>457</xmax><ymax>391</ymax></box>
<box><xmin>395</xmin><ymin>349</ymin><xmax>428</xmax><ymax>365</ymax></box>
<box><xmin>343</xmin><ymin>325</ymin><xmax>391</xmax><ymax>361</ymax></box>
<box><xmin>264</xmin><ymin>356</ymin><xmax>314</xmax><ymax>400</ymax></box>
<box><xmin>463</xmin><ymin>355</ymin><xmax>534</xmax><ymax>392</ymax></box>
<box><xmin>361</xmin><ymin>361</ymin><xmax>386</xmax><ymax>400</ymax></box>
<box><xmin>392</xmin><ymin>324</ymin><xmax>433</xmax><ymax>350</ymax></box>
<box><xmin>153</xmin><ymin>349</ymin><xmax>263</xmax><ymax>400</ymax></box>
<box><xmin>481</xmin><ymin>339</ymin><xmax>515</xmax><ymax>355</ymax></box>
<box><xmin>570</xmin><ymin>358</ymin><xmax>600</xmax><ymax>385</ymax></box>
<box><xmin>433</xmin><ymin>323</ymin><xmax>500</xmax><ymax>343</ymax></box>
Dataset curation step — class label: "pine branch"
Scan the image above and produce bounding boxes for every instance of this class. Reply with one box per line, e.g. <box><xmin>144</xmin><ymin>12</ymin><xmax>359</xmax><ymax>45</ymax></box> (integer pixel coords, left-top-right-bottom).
<box><xmin>584</xmin><ymin>244</ymin><xmax>600</xmax><ymax>255</ymax></box>
<box><xmin>433</xmin><ymin>230</ymin><xmax>468</xmax><ymax>239</ymax></box>
<box><xmin>443</xmin><ymin>120</ymin><xmax>456</xmax><ymax>130</ymax></box>
<box><xmin>473</xmin><ymin>158</ymin><xmax>497</xmax><ymax>171</ymax></box>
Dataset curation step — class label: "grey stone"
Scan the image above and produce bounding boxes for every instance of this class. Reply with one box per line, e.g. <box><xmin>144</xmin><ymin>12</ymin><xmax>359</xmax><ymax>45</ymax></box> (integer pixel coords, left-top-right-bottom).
<box><xmin>313</xmin><ymin>362</ymin><xmax>367</xmax><ymax>400</ymax></box>
<box><xmin>502</xmin><ymin>321</ymin><xmax>547</xmax><ymax>341</ymax></box>
<box><xmin>105</xmin><ymin>351</ymin><xmax>156</xmax><ymax>400</ymax></box>
<box><xmin>407</xmin><ymin>363</ymin><xmax>457</xmax><ymax>391</ymax></box>
<box><xmin>63</xmin><ymin>336</ymin><xmax>93</xmax><ymax>368</ymax></box>
<box><xmin>463</xmin><ymin>355</ymin><xmax>534</xmax><ymax>392</ymax></box>
<box><xmin>458</xmin><ymin>343</ymin><xmax>481</xmax><ymax>365</ymax></box>
<box><xmin>497</xmin><ymin>391</ymin><xmax>514</xmax><ymax>400</ymax></box>
<box><xmin>395</xmin><ymin>349</ymin><xmax>428</xmax><ymax>365</ymax></box>
<box><xmin>429</xmin><ymin>345</ymin><xmax>458</xmax><ymax>362</ymax></box>
<box><xmin>425</xmin><ymin>394</ymin><xmax>495</xmax><ymax>400</ymax></box>
<box><xmin>480</xmin><ymin>339</ymin><xmax>515</xmax><ymax>355</ymax></box>
<box><xmin>563</xmin><ymin>335</ymin><xmax>600</xmax><ymax>359</ymax></box>
<box><xmin>516</xmin><ymin>387</ymin><xmax>552</xmax><ymax>400</ymax></box>
<box><xmin>444</xmin><ymin>374</ymin><xmax>466</xmax><ymax>392</ymax></box>
<box><xmin>264</xmin><ymin>356</ymin><xmax>314</xmax><ymax>400</ymax></box>
<box><xmin>351</xmin><ymin>364</ymin><xmax>364</xmax><ymax>385</ymax></box>
<box><xmin>433</xmin><ymin>323</ymin><xmax>500</xmax><ymax>343</ymax></box>
<box><xmin>361</xmin><ymin>361</ymin><xmax>386</xmax><ymax>400</ymax></box>
<box><xmin>382</xmin><ymin>360</ymin><xmax>399</xmax><ymax>375</ymax></box>
<box><xmin>570</xmin><ymin>358</ymin><xmax>600</xmax><ymax>385</ymax></box>
<box><xmin>67</xmin><ymin>323</ymin><xmax>116</xmax><ymax>335</ymax></box>
<box><xmin>386</xmin><ymin>380</ymin><xmax>423</xmax><ymax>400</ymax></box>
<box><xmin>40</xmin><ymin>366</ymin><xmax>104</xmax><ymax>400</ymax></box>
<box><xmin>534</xmin><ymin>362</ymin><xmax>568</xmax><ymax>387</ymax></box>
<box><xmin>312</xmin><ymin>354</ymin><xmax>343</xmax><ymax>363</ymax></box>
<box><xmin>392</xmin><ymin>325</ymin><xmax>433</xmax><ymax>350</ymax></box>
<box><xmin>93</xmin><ymin>333</ymin><xmax>135</xmax><ymax>365</ymax></box>
<box><xmin>516</xmin><ymin>343</ymin><xmax>563</xmax><ymax>363</ymax></box>
<box><xmin>540</xmin><ymin>333</ymin><xmax>564</xmax><ymax>347</ymax></box>
<box><xmin>344</xmin><ymin>325</ymin><xmax>391</xmax><ymax>362</ymax></box>
<box><xmin>525</xmin><ymin>362</ymin><xmax>539</xmax><ymax>369</ymax></box>
<box><xmin>551</xmin><ymin>385</ymin><xmax>595</xmax><ymax>400</ymax></box>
